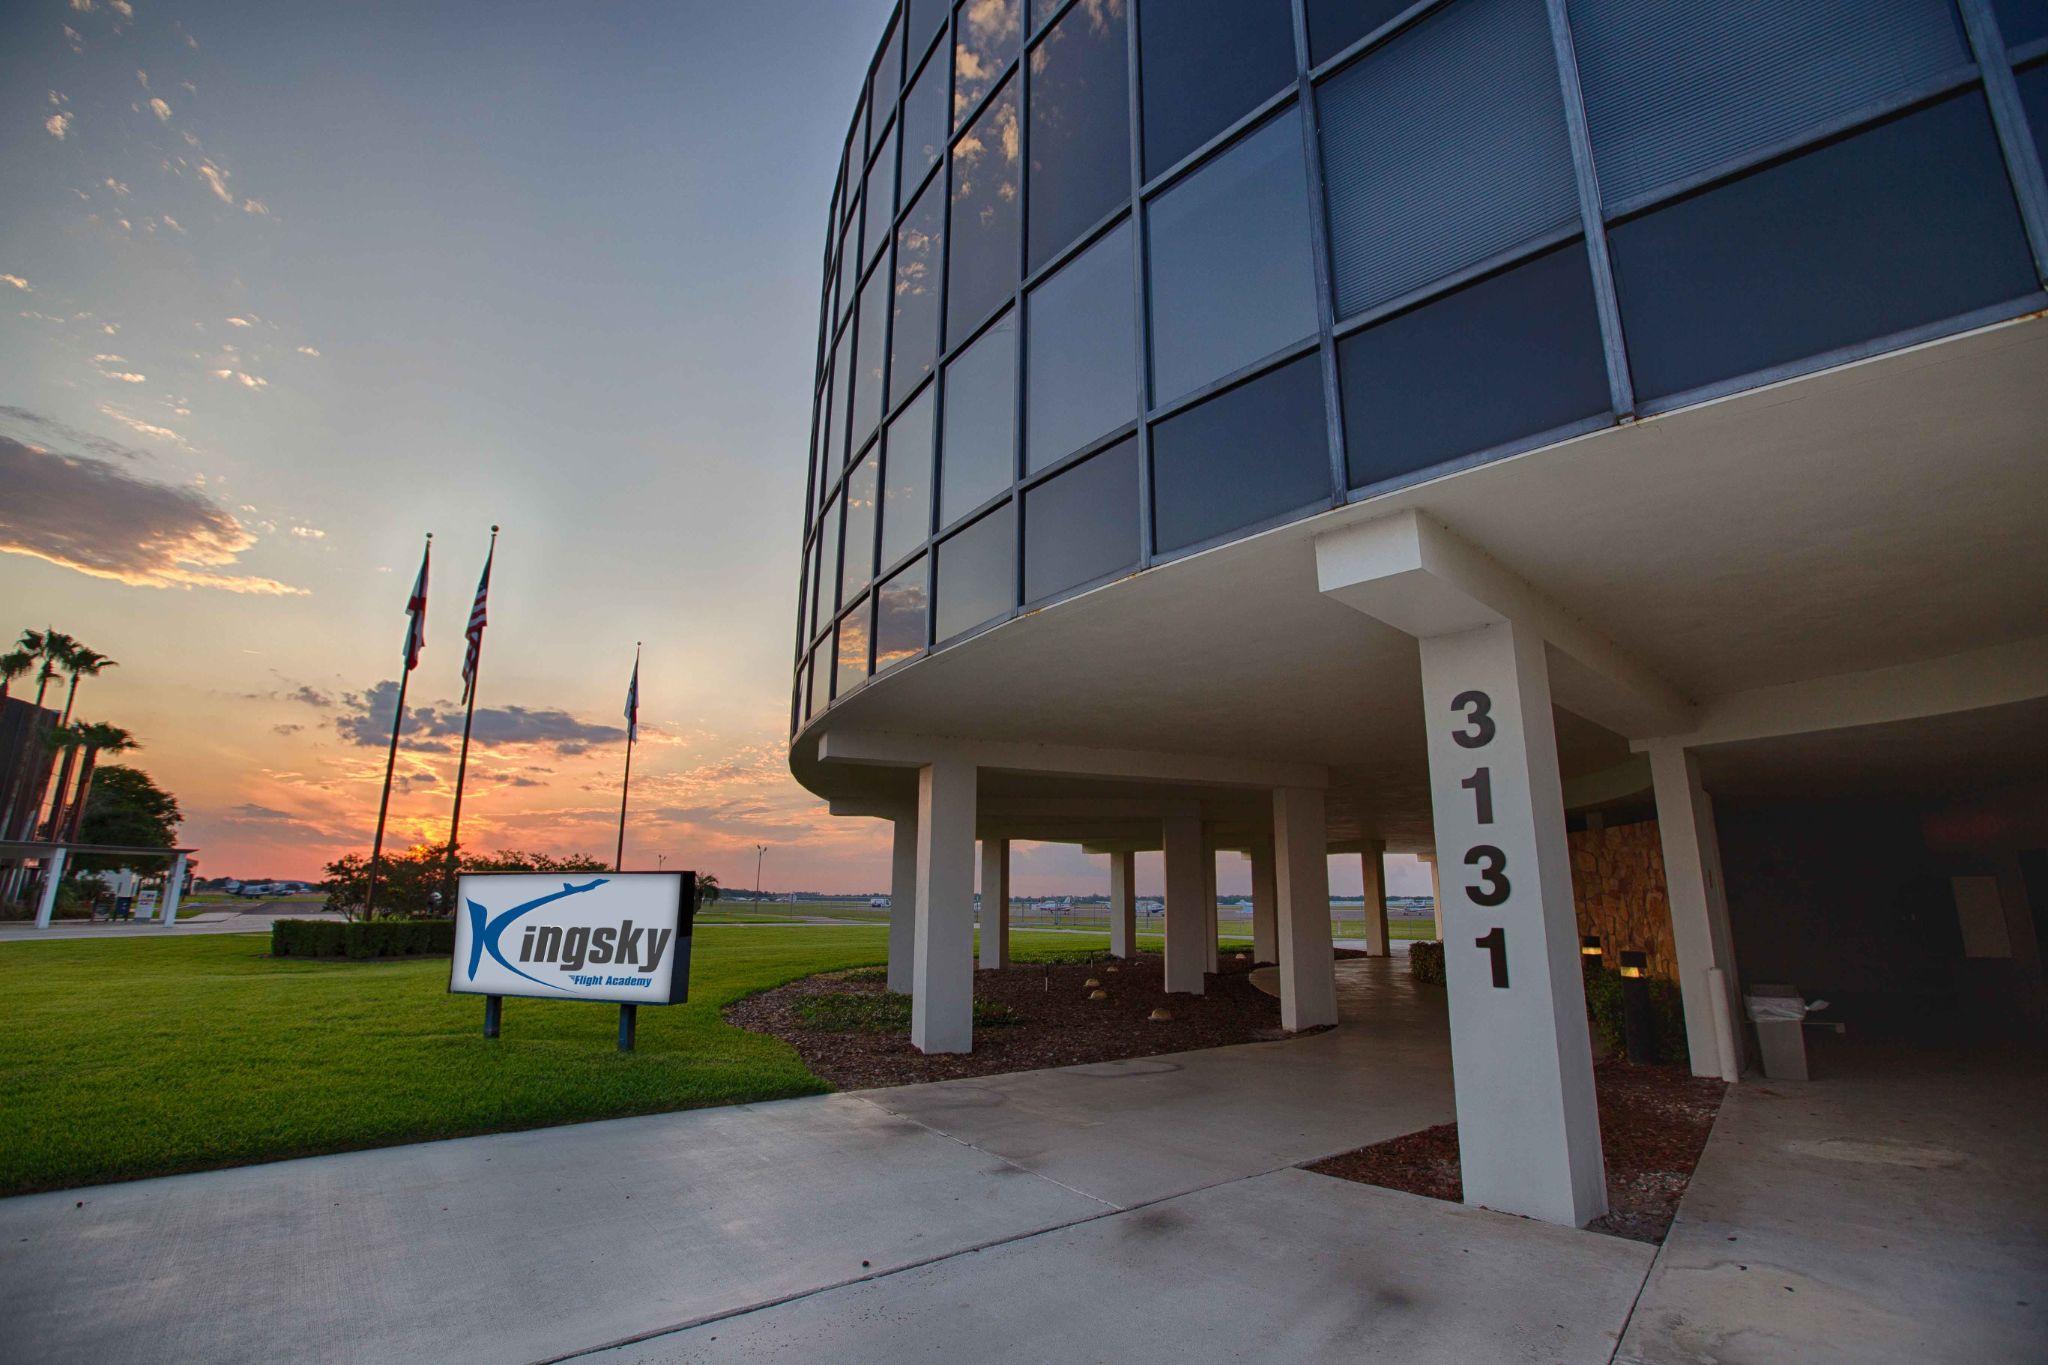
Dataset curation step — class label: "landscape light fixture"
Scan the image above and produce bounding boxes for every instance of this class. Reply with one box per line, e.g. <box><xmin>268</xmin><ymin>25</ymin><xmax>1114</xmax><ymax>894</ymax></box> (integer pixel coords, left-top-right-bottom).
<box><xmin>1581</xmin><ymin>935</ymin><xmax>1602</xmax><ymax>957</ymax></box>
<box><xmin>1619</xmin><ymin>950</ymin><xmax>1655</xmax><ymax>1064</ymax></box>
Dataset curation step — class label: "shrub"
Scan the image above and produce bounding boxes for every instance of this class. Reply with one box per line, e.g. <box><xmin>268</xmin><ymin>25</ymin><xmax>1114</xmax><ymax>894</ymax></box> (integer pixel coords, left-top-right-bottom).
<box><xmin>271</xmin><ymin>919</ymin><xmax>455</xmax><ymax>960</ymax></box>
<box><xmin>792</xmin><ymin>991</ymin><xmax>1021</xmax><ymax>1033</ymax></box>
<box><xmin>1409</xmin><ymin>940</ymin><xmax>1445</xmax><ymax>985</ymax></box>
<box><xmin>1584</xmin><ymin>967</ymin><xmax>1691</xmax><ymax>1067</ymax></box>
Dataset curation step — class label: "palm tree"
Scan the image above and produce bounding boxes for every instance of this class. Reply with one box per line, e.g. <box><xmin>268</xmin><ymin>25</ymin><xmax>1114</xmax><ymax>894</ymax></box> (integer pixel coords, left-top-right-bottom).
<box><xmin>0</xmin><ymin>649</ymin><xmax>33</xmax><ymax>706</ymax></box>
<box><xmin>39</xmin><ymin>726</ymin><xmax>85</xmax><ymax>839</ymax></box>
<box><xmin>55</xmin><ymin>643</ymin><xmax>115</xmax><ymax>727</ymax></box>
<box><xmin>61</xmin><ymin>722</ymin><xmax>138</xmax><ymax>843</ymax></box>
<box><xmin>3</xmin><ymin>629</ymin><xmax>72</xmax><ymax>841</ymax></box>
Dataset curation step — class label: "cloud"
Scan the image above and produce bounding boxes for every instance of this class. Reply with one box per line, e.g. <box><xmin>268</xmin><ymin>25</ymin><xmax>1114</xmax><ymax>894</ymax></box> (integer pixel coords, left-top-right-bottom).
<box><xmin>96</xmin><ymin>403</ymin><xmax>189</xmax><ymax>449</ymax></box>
<box><xmin>110</xmin><ymin>0</ymin><xmax>133</xmax><ymax>17</ymax></box>
<box><xmin>196</xmin><ymin>161</ymin><xmax>233</xmax><ymax>204</ymax></box>
<box><xmin>296</xmin><ymin>345</ymin><xmax>320</xmax><ymax>357</ymax></box>
<box><xmin>225</xmin><ymin>316</ymin><xmax>251</xmax><ymax>327</ymax></box>
<box><xmin>242</xmin><ymin>199</ymin><xmax>269</xmax><ymax>216</ymax></box>
<box><xmin>46</xmin><ymin>113</ymin><xmax>74</xmax><ymax>140</ymax></box>
<box><xmin>70</xmin><ymin>0</ymin><xmax>95</xmax><ymax>13</ymax></box>
<box><xmin>287</xmin><ymin>685</ymin><xmax>334</xmax><ymax>708</ymax></box>
<box><xmin>272</xmin><ymin>723</ymin><xmax>302</xmax><ymax>736</ymax></box>
<box><xmin>1</xmin><ymin>275</ymin><xmax>29</xmax><ymax>292</ymax></box>
<box><xmin>102</xmin><ymin>371</ymin><xmax>147</xmax><ymax>384</ymax></box>
<box><xmin>145</xmin><ymin>95</ymin><xmax>171</xmax><ymax>122</ymax></box>
<box><xmin>0</xmin><ymin>431</ymin><xmax>306</xmax><ymax>594</ymax></box>
<box><xmin>212</xmin><ymin>368</ymin><xmax>267</xmax><ymax>389</ymax></box>
<box><xmin>334</xmin><ymin>683</ymin><xmax>626</xmax><ymax>756</ymax></box>
<box><xmin>104</xmin><ymin>177</ymin><xmax>129</xmax><ymax>196</ymax></box>
<box><xmin>289</xmin><ymin>525</ymin><xmax>324</xmax><ymax>539</ymax></box>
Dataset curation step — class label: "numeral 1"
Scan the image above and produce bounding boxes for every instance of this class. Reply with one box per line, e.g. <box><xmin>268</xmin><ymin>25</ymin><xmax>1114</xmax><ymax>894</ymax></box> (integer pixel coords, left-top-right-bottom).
<box><xmin>1461</xmin><ymin>767</ymin><xmax>1493</xmax><ymax>824</ymax></box>
<box><xmin>1474</xmin><ymin>927</ymin><xmax>1508</xmax><ymax>988</ymax></box>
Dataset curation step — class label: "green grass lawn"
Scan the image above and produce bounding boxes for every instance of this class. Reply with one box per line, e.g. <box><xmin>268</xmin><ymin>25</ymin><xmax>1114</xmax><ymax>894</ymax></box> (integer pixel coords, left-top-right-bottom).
<box><xmin>0</xmin><ymin>924</ymin><xmax>1254</xmax><ymax>1195</ymax></box>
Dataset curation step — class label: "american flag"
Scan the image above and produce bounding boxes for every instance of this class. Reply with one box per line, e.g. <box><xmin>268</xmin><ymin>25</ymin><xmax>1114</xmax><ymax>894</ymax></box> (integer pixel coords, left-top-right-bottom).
<box><xmin>402</xmin><ymin>538</ymin><xmax>431</xmax><ymax>672</ymax></box>
<box><xmin>623</xmin><ymin>648</ymin><xmax>640</xmax><ymax>742</ymax></box>
<box><xmin>460</xmin><ymin>538</ymin><xmax>493</xmax><ymax>705</ymax></box>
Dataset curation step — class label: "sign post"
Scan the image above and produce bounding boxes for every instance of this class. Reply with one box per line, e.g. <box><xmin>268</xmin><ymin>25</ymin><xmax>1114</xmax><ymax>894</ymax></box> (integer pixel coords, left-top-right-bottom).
<box><xmin>451</xmin><ymin>870</ymin><xmax>694</xmax><ymax>1051</ymax></box>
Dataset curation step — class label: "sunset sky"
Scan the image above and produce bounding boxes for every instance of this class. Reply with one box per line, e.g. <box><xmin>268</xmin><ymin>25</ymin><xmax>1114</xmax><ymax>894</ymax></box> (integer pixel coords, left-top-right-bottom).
<box><xmin>1</xmin><ymin>0</ymin><xmax>1423</xmax><ymax>899</ymax></box>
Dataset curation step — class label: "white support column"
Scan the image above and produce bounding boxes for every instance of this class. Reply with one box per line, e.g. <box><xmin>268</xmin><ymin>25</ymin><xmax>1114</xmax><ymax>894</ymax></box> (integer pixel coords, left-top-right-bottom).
<box><xmin>1361</xmin><ymin>841</ymin><xmax>1389</xmax><ymax>956</ymax></box>
<box><xmin>1423</xmin><ymin>854</ymin><xmax>1443</xmax><ymax>939</ymax></box>
<box><xmin>979</xmin><ymin>837</ymin><xmax>1010</xmax><ymax>971</ymax></box>
<box><xmin>1250</xmin><ymin>835</ymin><xmax>1278</xmax><ymax>964</ymax></box>
<box><xmin>912</xmin><ymin>758</ymin><xmax>978</xmax><ymax>1054</ymax></box>
<box><xmin>1421</xmin><ymin>619</ymin><xmax>1605</xmax><ymax>1227</ymax></box>
<box><xmin>1648</xmin><ymin>743</ymin><xmax>1745</xmax><ymax>1080</ymax></box>
<box><xmin>888</xmin><ymin>814</ymin><xmax>917</xmax><ymax>994</ymax></box>
<box><xmin>1163</xmin><ymin>812</ymin><xmax>1206</xmax><ymax>994</ymax></box>
<box><xmin>33</xmin><ymin>848</ymin><xmax>66</xmax><ymax>929</ymax></box>
<box><xmin>1273</xmin><ymin>787</ymin><xmax>1337</xmax><ymax>1031</ymax></box>
<box><xmin>1108</xmin><ymin>850</ymin><xmax>1136</xmax><ymax>958</ymax></box>
<box><xmin>1201</xmin><ymin>836</ymin><xmax>1219</xmax><ymax>973</ymax></box>
<box><xmin>161</xmin><ymin>853</ymin><xmax>188</xmax><ymax>927</ymax></box>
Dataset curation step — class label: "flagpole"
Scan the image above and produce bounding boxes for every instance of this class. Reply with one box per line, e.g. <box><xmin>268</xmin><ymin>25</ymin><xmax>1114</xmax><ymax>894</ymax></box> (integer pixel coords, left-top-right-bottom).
<box><xmin>368</xmin><ymin>531</ymin><xmax>430</xmax><ymax>920</ymax></box>
<box><xmin>443</xmin><ymin>526</ymin><xmax>497</xmax><ymax>906</ymax></box>
<box><xmin>615</xmin><ymin>642</ymin><xmax>639</xmax><ymax>872</ymax></box>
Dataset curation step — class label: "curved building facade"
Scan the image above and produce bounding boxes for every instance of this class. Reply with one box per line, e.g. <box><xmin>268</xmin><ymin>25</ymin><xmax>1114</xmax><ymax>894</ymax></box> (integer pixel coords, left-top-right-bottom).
<box><xmin>788</xmin><ymin>0</ymin><xmax>2048</xmax><ymax>1228</ymax></box>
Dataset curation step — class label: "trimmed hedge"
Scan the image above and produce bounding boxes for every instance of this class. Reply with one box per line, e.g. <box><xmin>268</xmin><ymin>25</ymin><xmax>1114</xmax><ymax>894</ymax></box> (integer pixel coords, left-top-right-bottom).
<box><xmin>272</xmin><ymin>919</ymin><xmax>455</xmax><ymax>960</ymax></box>
<box><xmin>1408</xmin><ymin>940</ymin><xmax>1445</xmax><ymax>984</ymax></box>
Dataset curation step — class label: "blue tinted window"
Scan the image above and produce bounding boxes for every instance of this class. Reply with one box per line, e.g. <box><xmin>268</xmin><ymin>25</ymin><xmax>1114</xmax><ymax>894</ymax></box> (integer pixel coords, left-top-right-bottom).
<box><xmin>1570</xmin><ymin>0</ymin><xmax>1970</xmax><ymax>208</ymax></box>
<box><xmin>882</xmin><ymin>384</ymin><xmax>936</xmax><ymax>567</ymax></box>
<box><xmin>830</xmin><ymin>326</ymin><xmax>854</xmax><ymax>466</ymax></box>
<box><xmin>1026</xmin><ymin>220</ymin><xmax>1137</xmax><ymax>472</ymax></box>
<box><xmin>956</xmin><ymin>0</ymin><xmax>1020</xmax><ymax>129</ymax></box>
<box><xmin>837</xmin><ymin>211</ymin><xmax>859</xmax><ymax>323</ymax></box>
<box><xmin>814</xmin><ymin>491</ymin><xmax>841</xmax><ymax>638</ymax></box>
<box><xmin>935</xmin><ymin>506</ymin><xmax>1015</xmax><ymax>640</ymax></box>
<box><xmin>871</xmin><ymin>15</ymin><xmax>904</xmax><ymax>115</ymax></box>
<box><xmin>1609</xmin><ymin>92</ymin><xmax>2037</xmax><ymax>402</ymax></box>
<box><xmin>2019</xmin><ymin>61</ymin><xmax>2048</xmax><ymax>168</ymax></box>
<box><xmin>1339</xmin><ymin>241</ymin><xmax>1608</xmax><ymax>488</ymax></box>
<box><xmin>1138</xmin><ymin>0</ymin><xmax>1296</xmax><ymax>176</ymax></box>
<box><xmin>816</xmin><ymin>353</ymin><xmax>838</xmax><ymax>507</ymax></box>
<box><xmin>1024</xmin><ymin>435</ymin><xmax>1139</xmax><ymax>601</ymax></box>
<box><xmin>947</xmin><ymin>76</ymin><xmax>1021</xmax><ymax>342</ymax></box>
<box><xmin>835</xmin><ymin>599</ymin><xmax>871</xmax><ymax>697</ymax></box>
<box><xmin>1305</xmin><ymin>0</ymin><xmax>1412</xmax><ymax>65</ymax></box>
<box><xmin>807</xmin><ymin>647</ymin><xmax>829</xmax><ymax>718</ymax></box>
<box><xmin>864</xmin><ymin>121</ymin><xmax>899</xmax><ymax>268</ymax></box>
<box><xmin>1151</xmin><ymin>354</ymin><xmax>1328</xmax><ymax>553</ymax></box>
<box><xmin>892</xmin><ymin>175</ymin><xmax>945</xmax><ymax>406</ymax></box>
<box><xmin>875</xmin><ymin>555</ymin><xmax>930</xmax><ymax>672</ymax></box>
<box><xmin>1321</xmin><ymin>0</ymin><xmax>1577</xmax><ymax>319</ymax></box>
<box><xmin>841</xmin><ymin>450</ymin><xmax>880</xmax><ymax>606</ymax></box>
<box><xmin>910</xmin><ymin>0</ymin><xmax>952</xmax><ymax>54</ymax></box>
<box><xmin>1027</xmin><ymin>0</ymin><xmax>1130</xmax><ymax>269</ymax></box>
<box><xmin>1996</xmin><ymin>0</ymin><xmax>2047</xmax><ymax>47</ymax></box>
<box><xmin>851</xmin><ymin>268</ymin><xmax>889</xmax><ymax>453</ymax></box>
<box><xmin>903</xmin><ymin>39</ymin><xmax>950</xmax><ymax>187</ymax></box>
<box><xmin>940</xmin><ymin>310</ymin><xmax>1018</xmax><ymax>524</ymax></box>
<box><xmin>1147</xmin><ymin>109</ymin><xmax>1318</xmax><ymax>402</ymax></box>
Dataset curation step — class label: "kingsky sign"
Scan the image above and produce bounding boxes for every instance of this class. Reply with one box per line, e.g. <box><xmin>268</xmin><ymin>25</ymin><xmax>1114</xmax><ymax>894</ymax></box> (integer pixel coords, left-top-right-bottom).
<box><xmin>450</xmin><ymin>870</ymin><xmax>694</xmax><ymax>1006</ymax></box>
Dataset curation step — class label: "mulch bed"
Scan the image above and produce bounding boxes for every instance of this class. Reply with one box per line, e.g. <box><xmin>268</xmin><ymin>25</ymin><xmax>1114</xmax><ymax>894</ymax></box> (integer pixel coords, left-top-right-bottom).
<box><xmin>1305</xmin><ymin>1058</ymin><xmax>1726</xmax><ymax>1243</ymax></box>
<box><xmin>726</xmin><ymin>950</ymin><xmax>1349</xmax><ymax>1089</ymax></box>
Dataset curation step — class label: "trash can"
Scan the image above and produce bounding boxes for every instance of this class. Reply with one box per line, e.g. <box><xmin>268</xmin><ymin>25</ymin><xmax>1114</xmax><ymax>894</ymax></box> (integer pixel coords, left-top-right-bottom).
<box><xmin>1745</xmin><ymin>983</ymin><xmax>1828</xmax><ymax>1081</ymax></box>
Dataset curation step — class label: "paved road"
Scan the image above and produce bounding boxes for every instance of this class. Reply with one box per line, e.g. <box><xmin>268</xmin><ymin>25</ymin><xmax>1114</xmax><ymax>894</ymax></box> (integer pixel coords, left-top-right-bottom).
<box><xmin>0</xmin><ymin>901</ymin><xmax>341</xmax><ymax>942</ymax></box>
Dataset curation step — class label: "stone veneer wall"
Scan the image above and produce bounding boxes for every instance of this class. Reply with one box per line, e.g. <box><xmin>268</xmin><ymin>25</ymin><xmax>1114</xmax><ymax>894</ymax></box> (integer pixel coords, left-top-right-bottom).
<box><xmin>1568</xmin><ymin>819</ymin><xmax>1676</xmax><ymax>980</ymax></box>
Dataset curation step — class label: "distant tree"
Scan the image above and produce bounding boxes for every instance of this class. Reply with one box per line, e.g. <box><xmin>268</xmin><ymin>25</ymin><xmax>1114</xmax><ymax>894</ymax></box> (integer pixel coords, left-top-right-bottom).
<box><xmin>54</xmin><ymin>643</ymin><xmax>115</xmax><ymax>727</ymax></box>
<box><xmin>61</xmin><ymin>722</ymin><xmax>138</xmax><ymax>841</ymax></box>
<box><xmin>694</xmin><ymin>871</ymin><xmax>721</xmax><ymax>914</ymax></box>
<box><xmin>324</xmin><ymin>844</ymin><xmax>612</xmax><ymax>920</ymax></box>
<box><xmin>71</xmin><ymin>765</ymin><xmax>182</xmax><ymax>873</ymax></box>
<box><xmin>0</xmin><ymin>649</ymin><xmax>32</xmax><ymax>704</ymax></box>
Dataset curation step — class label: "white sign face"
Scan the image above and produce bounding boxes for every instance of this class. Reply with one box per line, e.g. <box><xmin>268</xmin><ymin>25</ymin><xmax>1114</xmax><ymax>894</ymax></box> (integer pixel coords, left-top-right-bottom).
<box><xmin>451</xmin><ymin>872</ymin><xmax>691</xmax><ymax>1005</ymax></box>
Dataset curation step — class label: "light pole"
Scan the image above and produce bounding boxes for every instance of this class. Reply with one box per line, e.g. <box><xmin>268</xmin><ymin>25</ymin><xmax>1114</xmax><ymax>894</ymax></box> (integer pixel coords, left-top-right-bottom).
<box><xmin>655</xmin><ymin>853</ymin><xmax>667</xmax><ymax>872</ymax></box>
<box><xmin>754</xmin><ymin>843</ymin><xmax>767</xmax><ymax>901</ymax></box>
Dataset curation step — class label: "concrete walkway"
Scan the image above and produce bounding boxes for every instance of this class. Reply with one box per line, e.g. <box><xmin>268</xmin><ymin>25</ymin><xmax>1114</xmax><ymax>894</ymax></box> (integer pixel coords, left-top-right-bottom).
<box><xmin>4</xmin><ymin>958</ymin><xmax>2038</xmax><ymax>1363</ymax></box>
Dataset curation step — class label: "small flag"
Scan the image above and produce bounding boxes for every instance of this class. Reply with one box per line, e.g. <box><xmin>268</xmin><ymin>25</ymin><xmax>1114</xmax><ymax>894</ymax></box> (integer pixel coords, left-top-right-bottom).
<box><xmin>623</xmin><ymin>649</ymin><xmax>639</xmax><ymax>742</ymax></box>
<box><xmin>460</xmin><ymin>538</ymin><xmax>493</xmax><ymax>705</ymax></box>
<box><xmin>403</xmin><ymin>537</ymin><xmax>431</xmax><ymax>672</ymax></box>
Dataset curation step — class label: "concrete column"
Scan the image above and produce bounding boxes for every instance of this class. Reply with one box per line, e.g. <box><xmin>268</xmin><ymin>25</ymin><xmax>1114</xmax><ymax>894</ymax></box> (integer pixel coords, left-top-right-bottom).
<box><xmin>1250</xmin><ymin>835</ymin><xmax>1278</xmax><ymax>964</ymax></box>
<box><xmin>33</xmin><ymin>847</ymin><xmax>66</xmax><ymax>929</ymax></box>
<box><xmin>1162</xmin><ymin>811</ymin><xmax>1206</xmax><ymax>994</ymax></box>
<box><xmin>1108</xmin><ymin>850</ymin><xmax>1137</xmax><ymax>958</ymax></box>
<box><xmin>1361</xmin><ymin>841</ymin><xmax>1389</xmax><ymax>956</ymax></box>
<box><xmin>1648</xmin><ymin>743</ymin><xmax>1745</xmax><ymax>1079</ymax></box>
<box><xmin>161</xmin><ymin>853</ymin><xmax>188</xmax><ymax>927</ymax></box>
<box><xmin>1420</xmin><ymin>619</ymin><xmax>1605</xmax><ymax>1227</ymax></box>
<box><xmin>912</xmin><ymin>758</ymin><xmax>978</xmax><ymax>1054</ymax></box>
<box><xmin>888</xmin><ymin>814</ymin><xmax>917</xmax><ymax>993</ymax></box>
<box><xmin>1423</xmin><ymin>854</ymin><xmax>1443</xmax><ymax>939</ymax></box>
<box><xmin>1201</xmin><ymin>836</ymin><xmax>1219</xmax><ymax>973</ymax></box>
<box><xmin>1273</xmin><ymin>786</ymin><xmax>1337</xmax><ymax>1030</ymax></box>
<box><xmin>979</xmin><ymin>837</ymin><xmax>1010</xmax><ymax>971</ymax></box>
